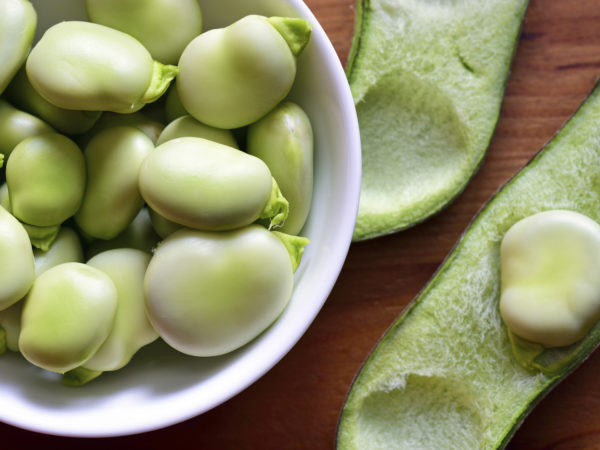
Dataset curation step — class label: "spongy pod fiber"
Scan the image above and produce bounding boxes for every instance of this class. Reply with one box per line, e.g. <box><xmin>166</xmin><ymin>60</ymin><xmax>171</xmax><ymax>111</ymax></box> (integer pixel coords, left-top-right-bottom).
<box><xmin>338</xmin><ymin>80</ymin><xmax>600</xmax><ymax>448</ymax></box>
<box><xmin>349</xmin><ymin>0</ymin><xmax>529</xmax><ymax>241</ymax></box>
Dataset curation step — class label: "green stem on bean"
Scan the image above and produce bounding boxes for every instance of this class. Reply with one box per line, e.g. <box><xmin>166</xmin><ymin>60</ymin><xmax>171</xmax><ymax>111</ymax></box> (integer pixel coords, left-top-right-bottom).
<box><xmin>267</xmin><ymin>17</ymin><xmax>312</xmax><ymax>56</ymax></box>
<box><xmin>272</xmin><ymin>231</ymin><xmax>309</xmax><ymax>273</ymax></box>
<box><xmin>140</xmin><ymin>61</ymin><xmax>179</xmax><ymax>106</ymax></box>
<box><xmin>62</xmin><ymin>366</ymin><xmax>103</xmax><ymax>387</ymax></box>
<box><xmin>506</xmin><ymin>331</ymin><xmax>544</xmax><ymax>373</ymax></box>
<box><xmin>21</xmin><ymin>223</ymin><xmax>60</xmax><ymax>252</ymax></box>
<box><xmin>260</xmin><ymin>177</ymin><xmax>289</xmax><ymax>230</ymax></box>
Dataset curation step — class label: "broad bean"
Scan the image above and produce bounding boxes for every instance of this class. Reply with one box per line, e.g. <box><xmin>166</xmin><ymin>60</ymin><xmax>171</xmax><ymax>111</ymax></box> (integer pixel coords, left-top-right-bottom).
<box><xmin>139</xmin><ymin>137</ymin><xmax>288</xmax><ymax>231</ymax></box>
<box><xmin>75</xmin><ymin>126</ymin><xmax>154</xmax><ymax>240</ymax></box>
<box><xmin>83</xmin><ymin>249</ymin><xmax>157</xmax><ymax>372</ymax></box>
<box><xmin>26</xmin><ymin>21</ymin><xmax>178</xmax><ymax>113</ymax></box>
<box><xmin>247</xmin><ymin>102</ymin><xmax>314</xmax><ymax>235</ymax></box>
<box><xmin>0</xmin><ymin>301</ymin><xmax>22</xmax><ymax>353</ymax></box>
<box><xmin>86</xmin><ymin>207</ymin><xmax>160</xmax><ymax>258</ymax></box>
<box><xmin>177</xmin><ymin>15</ymin><xmax>311</xmax><ymax>129</ymax></box>
<box><xmin>33</xmin><ymin>227</ymin><xmax>84</xmax><ymax>277</ymax></box>
<box><xmin>148</xmin><ymin>207</ymin><xmax>182</xmax><ymax>239</ymax></box>
<box><xmin>85</xmin><ymin>0</ymin><xmax>202</xmax><ymax>65</ymax></box>
<box><xmin>144</xmin><ymin>226</ymin><xmax>308</xmax><ymax>356</ymax></box>
<box><xmin>78</xmin><ymin>111</ymin><xmax>164</xmax><ymax>149</ymax></box>
<box><xmin>0</xmin><ymin>184</ymin><xmax>9</xmax><ymax>211</ymax></box>
<box><xmin>0</xmin><ymin>99</ymin><xmax>53</xmax><ymax>158</ymax></box>
<box><xmin>156</xmin><ymin>115</ymin><xmax>238</xmax><ymax>148</ymax></box>
<box><xmin>500</xmin><ymin>210</ymin><xmax>600</xmax><ymax>347</ymax></box>
<box><xmin>0</xmin><ymin>227</ymin><xmax>84</xmax><ymax>353</ymax></box>
<box><xmin>6</xmin><ymin>133</ymin><xmax>86</xmax><ymax>227</ymax></box>
<box><xmin>0</xmin><ymin>205</ymin><xmax>34</xmax><ymax>311</ymax></box>
<box><xmin>5</xmin><ymin>68</ymin><xmax>101</xmax><ymax>135</ymax></box>
<box><xmin>0</xmin><ymin>0</ymin><xmax>36</xmax><ymax>94</ymax></box>
<box><xmin>164</xmin><ymin>86</ymin><xmax>187</xmax><ymax>122</ymax></box>
<box><xmin>19</xmin><ymin>262</ymin><xmax>118</xmax><ymax>373</ymax></box>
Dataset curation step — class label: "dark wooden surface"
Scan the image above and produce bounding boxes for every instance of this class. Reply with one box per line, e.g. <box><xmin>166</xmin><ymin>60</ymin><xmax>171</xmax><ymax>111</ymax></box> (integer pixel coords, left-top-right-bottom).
<box><xmin>4</xmin><ymin>0</ymin><xmax>600</xmax><ymax>448</ymax></box>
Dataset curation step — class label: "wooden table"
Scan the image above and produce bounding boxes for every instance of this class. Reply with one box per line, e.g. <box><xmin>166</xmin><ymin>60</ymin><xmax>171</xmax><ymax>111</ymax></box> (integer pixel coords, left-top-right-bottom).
<box><xmin>3</xmin><ymin>0</ymin><xmax>600</xmax><ymax>448</ymax></box>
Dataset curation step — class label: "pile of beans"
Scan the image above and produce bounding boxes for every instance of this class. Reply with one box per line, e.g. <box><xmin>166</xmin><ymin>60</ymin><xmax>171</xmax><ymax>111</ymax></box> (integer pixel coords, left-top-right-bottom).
<box><xmin>0</xmin><ymin>0</ymin><xmax>314</xmax><ymax>386</ymax></box>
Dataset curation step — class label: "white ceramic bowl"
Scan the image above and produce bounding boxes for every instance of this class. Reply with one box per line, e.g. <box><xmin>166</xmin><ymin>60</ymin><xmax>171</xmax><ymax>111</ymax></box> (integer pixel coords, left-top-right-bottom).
<box><xmin>0</xmin><ymin>0</ymin><xmax>361</xmax><ymax>437</ymax></box>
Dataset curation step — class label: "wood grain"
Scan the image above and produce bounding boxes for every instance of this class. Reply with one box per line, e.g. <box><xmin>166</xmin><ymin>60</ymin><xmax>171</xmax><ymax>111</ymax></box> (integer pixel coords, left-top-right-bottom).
<box><xmin>3</xmin><ymin>0</ymin><xmax>600</xmax><ymax>448</ymax></box>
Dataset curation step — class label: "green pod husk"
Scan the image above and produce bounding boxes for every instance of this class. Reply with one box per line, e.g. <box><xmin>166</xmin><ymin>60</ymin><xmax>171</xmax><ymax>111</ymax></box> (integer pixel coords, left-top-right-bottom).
<box><xmin>338</xmin><ymin>82</ymin><xmax>600</xmax><ymax>449</ymax></box>
<box><xmin>349</xmin><ymin>0</ymin><xmax>529</xmax><ymax>241</ymax></box>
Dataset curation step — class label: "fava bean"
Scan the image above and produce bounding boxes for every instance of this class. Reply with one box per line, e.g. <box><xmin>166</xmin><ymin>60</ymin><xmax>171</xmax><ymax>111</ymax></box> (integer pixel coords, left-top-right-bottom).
<box><xmin>177</xmin><ymin>15</ymin><xmax>311</xmax><ymax>129</ymax></box>
<box><xmin>75</xmin><ymin>126</ymin><xmax>154</xmax><ymax>240</ymax></box>
<box><xmin>0</xmin><ymin>301</ymin><xmax>22</xmax><ymax>353</ymax></box>
<box><xmin>0</xmin><ymin>184</ymin><xmax>57</xmax><ymax>250</ymax></box>
<box><xmin>148</xmin><ymin>207</ymin><xmax>182</xmax><ymax>239</ymax></box>
<box><xmin>26</xmin><ymin>21</ymin><xmax>178</xmax><ymax>113</ymax></box>
<box><xmin>0</xmin><ymin>205</ymin><xmax>34</xmax><ymax>311</ymax></box>
<box><xmin>19</xmin><ymin>262</ymin><xmax>118</xmax><ymax>373</ymax></box>
<box><xmin>85</xmin><ymin>207</ymin><xmax>160</xmax><ymax>259</ymax></box>
<box><xmin>78</xmin><ymin>111</ymin><xmax>164</xmax><ymax>149</ymax></box>
<box><xmin>0</xmin><ymin>184</ymin><xmax>10</xmax><ymax>211</ymax></box>
<box><xmin>0</xmin><ymin>227</ymin><xmax>84</xmax><ymax>353</ymax></box>
<box><xmin>144</xmin><ymin>226</ymin><xmax>308</xmax><ymax>356</ymax></box>
<box><xmin>164</xmin><ymin>86</ymin><xmax>187</xmax><ymax>122</ymax></box>
<box><xmin>85</xmin><ymin>0</ymin><xmax>202</xmax><ymax>65</ymax></box>
<box><xmin>4</xmin><ymin>68</ymin><xmax>101</xmax><ymax>135</ymax></box>
<box><xmin>83</xmin><ymin>249</ymin><xmax>157</xmax><ymax>372</ymax></box>
<box><xmin>7</xmin><ymin>133</ymin><xmax>86</xmax><ymax>227</ymax></box>
<box><xmin>500</xmin><ymin>210</ymin><xmax>600</xmax><ymax>347</ymax></box>
<box><xmin>247</xmin><ymin>102</ymin><xmax>314</xmax><ymax>235</ymax></box>
<box><xmin>0</xmin><ymin>0</ymin><xmax>36</xmax><ymax>94</ymax></box>
<box><xmin>33</xmin><ymin>227</ymin><xmax>84</xmax><ymax>277</ymax></box>
<box><xmin>139</xmin><ymin>137</ymin><xmax>288</xmax><ymax>230</ymax></box>
<box><xmin>156</xmin><ymin>115</ymin><xmax>238</xmax><ymax>148</ymax></box>
<box><xmin>0</xmin><ymin>99</ymin><xmax>53</xmax><ymax>158</ymax></box>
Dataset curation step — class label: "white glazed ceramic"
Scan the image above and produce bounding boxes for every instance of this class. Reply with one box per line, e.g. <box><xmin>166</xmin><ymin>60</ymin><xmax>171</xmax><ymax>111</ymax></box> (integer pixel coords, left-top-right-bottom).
<box><xmin>0</xmin><ymin>0</ymin><xmax>361</xmax><ymax>437</ymax></box>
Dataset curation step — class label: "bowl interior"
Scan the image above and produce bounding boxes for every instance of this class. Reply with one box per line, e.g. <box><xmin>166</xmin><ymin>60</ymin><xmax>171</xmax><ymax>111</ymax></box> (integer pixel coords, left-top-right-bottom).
<box><xmin>0</xmin><ymin>0</ymin><xmax>361</xmax><ymax>437</ymax></box>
